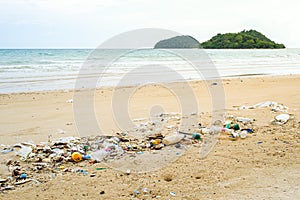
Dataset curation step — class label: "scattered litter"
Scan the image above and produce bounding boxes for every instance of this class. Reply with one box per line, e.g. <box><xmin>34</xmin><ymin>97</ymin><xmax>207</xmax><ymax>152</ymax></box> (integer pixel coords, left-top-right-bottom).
<box><xmin>96</xmin><ymin>167</ymin><xmax>107</xmax><ymax>170</ymax></box>
<box><xmin>192</xmin><ymin>133</ymin><xmax>201</xmax><ymax>140</ymax></box>
<box><xmin>239</xmin><ymin>101</ymin><xmax>288</xmax><ymax>112</ymax></box>
<box><xmin>14</xmin><ymin>179</ymin><xmax>32</xmax><ymax>185</ymax></box>
<box><xmin>232</xmin><ymin>124</ymin><xmax>240</xmax><ymax>130</ymax></box>
<box><xmin>15</xmin><ymin>145</ymin><xmax>32</xmax><ymax>159</ymax></box>
<box><xmin>134</xmin><ymin>190</ymin><xmax>140</xmax><ymax>195</ymax></box>
<box><xmin>241</xmin><ymin>128</ymin><xmax>253</xmax><ymax>133</ymax></box>
<box><xmin>232</xmin><ymin>132</ymin><xmax>239</xmax><ymax>138</ymax></box>
<box><xmin>83</xmin><ymin>155</ymin><xmax>91</xmax><ymax>160</ymax></box>
<box><xmin>239</xmin><ymin>130</ymin><xmax>248</xmax><ymax>139</ymax></box>
<box><xmin>99</xmin><ymin>191</ymin><xmax>105</xmax><ymax>195</ymax></box>
<box><xmin>90</xmin><ymin>149</ymin><xmax>108</xmax><ymax>162</ymax></box>
<box><xmin>1</xmin><ymin>148</ymin><xmax>14</xmax><ymax>154</ymax></box>
<box><xmin>162</xmin><ymin>134</ymin><xmax>185</xmax><ymax>145</ymax></box>
<box><xmin>272</xmin><ymin>114</ymin><xmax>291</xmax><ymax>125</ymax></box>
<box><xmin>132</xmin><ymin>118</ymin><xmax>146</xmax><ymax>122</ymax></box>
<box><xmin>170</xmin><ymin>191</ymin><xmax>176</xmax><ymax>196</ymax></box>
<box><xmin>0</xmin><ymin>186</ymin><xmax>14</xmax><ymax>191</ymax></box>
<box><xmin>0</xmin><ymin>110</ymin><xmax>284</xmax><ymax>193</ymax></box>
<box><xmin>142</xmin><ymin>188</ymin><xmax>148</xmax><ymax>193</ymax></box>
<box><xmin>0</xmin><ymin>179</ymin><xmax>7</xmax><ymax>183</ymax></box>
<box><xmin>76</xmin><ymin>169</ymin><xmax>88</xmax><ymax>176</ymax></box>
<box><xmin>71</xmin><ymin>152</ymin><xmax>83</xmax><ymax>162</ymax></box>
<box><xmin>66</xmin><ymin>99</ymin><xmax>73</xmax><ymax>103</ymax></box>
<box><xmin>229</xmin><ymin>135</ymin><xmax>238</xmax><ymax>141</ymax></box>
<box><xmin>190</xmin><ymin>112</ymin><xmax>198</xmax><ymax>115</ymax></box>
<box><xmin>20</xmin><ymin>173</ymin><xmax>27</xmax><ymax>179</ymax></box>
<box><xmin>57</xmin><ymin>129</ymin><xmax>66</xmax><ymax>134</ymax></box>
<box><xmin>236</xmin><ymin>117</ymin><xmax>252</xmax><ymax>123</ymax></box>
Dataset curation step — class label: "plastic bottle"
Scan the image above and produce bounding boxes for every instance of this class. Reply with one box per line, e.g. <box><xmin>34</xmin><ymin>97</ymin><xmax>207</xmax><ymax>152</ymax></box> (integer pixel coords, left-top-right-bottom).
<box><xmin>192</xmin><ymin>133</ymin><xmax>201</xmax><ymax>140</ymax></box>
<box><xmin>232</xmin><ymin>124</ymin><xmax>240</xmax><ymax>130</ymax></box>
<box><xmin>239</xmin><ymin>130</ymin><xmax>248</xmax><ymax>139</ymax></box>
<box><xmin>209</xmin><ymin>126</ymin><xmax>221</xmax><ymax>134</ymax></box>
<box><xmin>201</xmin><ymin>128</ymin><xmax>210</xmax><ymax>134</ymax></box>
<box><xmin>222</xmin><ymin>128</ymin><xmax>233</xmax><ymax>134</ymax></box>
<box><xmin>83</xmin><ymin>155</ymin><xmax>91</xmax><ymax>160</ymax></box>
<box><xmin>209</xmin><ymin>126</ymin><xmax>232</xmax><ymax>134</ymax></box>
<box><xmin>162</xmin><ymin>134</ymin><xmax>185</xmax><ymax>145</ymax></box>
<box><xmin>90</xmin><ymin>149</ymin><xmax>108</xmax><ymax>162</ymax></box>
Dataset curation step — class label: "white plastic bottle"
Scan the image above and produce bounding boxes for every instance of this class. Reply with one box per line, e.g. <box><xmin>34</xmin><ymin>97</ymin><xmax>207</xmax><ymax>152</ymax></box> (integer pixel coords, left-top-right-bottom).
<box><xmin>162</xmin><ymin>134</ymin><xmax>185</xmax><ymax>145</ymax></box>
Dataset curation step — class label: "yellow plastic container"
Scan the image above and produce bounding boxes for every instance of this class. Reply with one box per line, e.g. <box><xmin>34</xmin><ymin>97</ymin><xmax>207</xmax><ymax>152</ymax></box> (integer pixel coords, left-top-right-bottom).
<box><xmin>151</xmin><ymin>139</ymin><xmax>161</xmax><ymax>145</ymax></box>
<box><xmin>71</xmin><ymin>152</ymin><xmax>82</xmax><ymax>162</ymax></box>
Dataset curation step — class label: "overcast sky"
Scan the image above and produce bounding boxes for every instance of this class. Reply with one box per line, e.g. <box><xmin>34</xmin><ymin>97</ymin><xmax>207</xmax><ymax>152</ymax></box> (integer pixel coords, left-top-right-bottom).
<box><xmin>0</xmin><ymin>0</ymin><xmax>299</xmax><ymax>48</ymax></box>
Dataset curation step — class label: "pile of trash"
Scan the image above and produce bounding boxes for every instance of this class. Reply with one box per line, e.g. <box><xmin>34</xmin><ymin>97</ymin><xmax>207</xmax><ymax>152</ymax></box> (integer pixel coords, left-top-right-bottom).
<box><xmin>0</xmin><ymin>135</ymin><xmax>125</xmax><ymax>191</ymax></box>
<box><xmin>239</xmin><ymin>101</ymin><xmax>293</xmax><ymax>125</ymax></box>
<box><xmin>0</xmin><ymin>105</ymin><xmax>292</xmax><ymax>192</ymax></box>
<box><xmin>200</xmin><ymin>115</ymin><xmax>255</xmax><ymax>140</ymax></box>
<box><xmin>0</xmin><ymin>128</ymin><xmax>202</xmax><ymax>192</ymax></box>
<box><xmin>239</xmin><ymin>101</ymin><xmax>289</xmax><ymax>113</ymax></box>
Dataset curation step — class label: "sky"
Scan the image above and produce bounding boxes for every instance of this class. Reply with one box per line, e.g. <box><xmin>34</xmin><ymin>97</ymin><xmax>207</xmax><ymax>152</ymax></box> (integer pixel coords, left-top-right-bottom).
<box><xmin>0</xmin><ymin>0</ymin><xmax>299</xmax><ymax>48</ymax></box>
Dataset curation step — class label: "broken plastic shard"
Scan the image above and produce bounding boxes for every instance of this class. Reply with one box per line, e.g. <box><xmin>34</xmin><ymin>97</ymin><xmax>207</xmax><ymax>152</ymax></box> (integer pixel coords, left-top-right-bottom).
<box><xmin>239</xmin><ymin>101</ymin><xmax>288</xmax><ymax>112</ymax></box>
<box><xmin>0</xmin><ymin>179</ymin><xmax>7</xmax><ymax>183</ymax></box>
<box><xmin>14</xmin><ymin>179</ymin><xmax>32</xmax><ymax>185</ymax></box>
<box><xmin>51</xmin><ymin>136</ymin><xmax>80</xmax><ymax>145</ymax></box>
<box><xmin>274</xmin><ymin>114</ymin><xmax>290</xmax><ymax>124</ymax></box>
<box><xmin>236</xmin><ymin>117</ymin><xmax>252</xmax><ymax>123</ymax></box>
<box><xmin>90</xmin><ymin>149</ymin><xmax>108</xmax><ymax>162</ymax></box>
<box><xmin>16</xmin><ymin>145</ymin><xmax>32</xmax><ymax>159</ymax></box>
<box><xmin>57</xmin><ymin>129</ymin><xmax>66</xmax><ymax>134</ymax></box>
<box><xmin>239</xmin><ymin>130</ymin><xmax>248</xmax><ymax>139</ymax></box>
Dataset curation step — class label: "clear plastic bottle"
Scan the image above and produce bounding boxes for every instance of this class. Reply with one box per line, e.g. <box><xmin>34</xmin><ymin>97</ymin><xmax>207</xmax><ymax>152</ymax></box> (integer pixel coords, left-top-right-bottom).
<box><xmin>162</xmin><ymin>134</ymin><xmax>185</xmax><ymax>145</ymax></box>
<box><xmin>209</xmin><ymin>126</ymin><xmax>232</xmax><ymax>134</ymax></box>
<box><xmin>90</xmin><ymin>149</ymin><xmax>108</xmax><ymax>162</ymax></box>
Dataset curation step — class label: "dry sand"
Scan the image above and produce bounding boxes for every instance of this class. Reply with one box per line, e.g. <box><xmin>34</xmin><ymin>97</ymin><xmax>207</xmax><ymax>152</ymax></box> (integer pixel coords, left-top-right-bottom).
<box><xmin>0</xmin><ymin>75</ymin><xmax>300</xmax><ymax>199</ymax></box>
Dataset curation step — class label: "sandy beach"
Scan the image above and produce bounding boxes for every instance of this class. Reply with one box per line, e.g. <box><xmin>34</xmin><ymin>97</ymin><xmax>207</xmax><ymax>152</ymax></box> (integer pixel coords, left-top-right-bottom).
<box><xmin>0</xmin><ymin>75</ymin><xmax>300</xmax><ymax>199</ymax></box>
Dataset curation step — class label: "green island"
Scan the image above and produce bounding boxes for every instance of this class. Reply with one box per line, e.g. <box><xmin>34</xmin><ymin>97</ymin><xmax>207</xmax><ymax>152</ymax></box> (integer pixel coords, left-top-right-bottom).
<box><xmin>154</xmin><ymin>30</ymin><xmax>285</xmax><ymax>49</ymax></box>
<box><xmin>154</xmin><ymin>35</ymin><xmax>200</xmax><ymax>49</ymax></box>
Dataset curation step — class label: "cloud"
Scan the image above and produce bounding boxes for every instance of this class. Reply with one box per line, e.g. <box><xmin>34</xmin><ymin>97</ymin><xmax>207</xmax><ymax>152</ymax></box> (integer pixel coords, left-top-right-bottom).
<box><xmin>0</xmin><ymin>0</ymin><xmax>300</xmax><ymax>47</ymax></box>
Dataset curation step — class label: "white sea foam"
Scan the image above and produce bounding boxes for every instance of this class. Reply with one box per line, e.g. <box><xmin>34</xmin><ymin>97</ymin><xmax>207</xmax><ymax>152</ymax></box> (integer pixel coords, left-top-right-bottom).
<box><xmin>0</xmin><ymin>48</ymin><xmax>300</xmax><ymax>93</ymax></box>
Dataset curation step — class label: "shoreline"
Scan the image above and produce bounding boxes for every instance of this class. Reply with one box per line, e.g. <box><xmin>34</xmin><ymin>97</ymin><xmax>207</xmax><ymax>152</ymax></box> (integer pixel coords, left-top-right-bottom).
<box><xmin>1</xmin><ymin>73</ymin><xmax>299</xmax><ymax>95</ymax></box>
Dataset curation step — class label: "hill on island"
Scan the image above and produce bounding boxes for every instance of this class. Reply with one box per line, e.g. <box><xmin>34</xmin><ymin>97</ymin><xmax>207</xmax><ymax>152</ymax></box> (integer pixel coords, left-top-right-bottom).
<box><xmin>200</xmin><ymin>30</ymin><xmax>285</xmax><ymax>49</ymax></box>
<box><xmin>154</xmin><ymin>35</ymin><xmax>200</xmax><ymax>48</ymax></box>
<box><xmin>154</xmin><ymin>30</ymin><xmax>285</xmax><ymax>49</ymax></box>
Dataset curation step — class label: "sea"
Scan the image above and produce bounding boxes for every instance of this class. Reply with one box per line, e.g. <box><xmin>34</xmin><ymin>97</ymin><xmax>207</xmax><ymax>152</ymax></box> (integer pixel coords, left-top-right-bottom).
<box><xmin>0</xmin><ymin>48</ymin><xmax>300</xmax><ymax>93</ymax></box>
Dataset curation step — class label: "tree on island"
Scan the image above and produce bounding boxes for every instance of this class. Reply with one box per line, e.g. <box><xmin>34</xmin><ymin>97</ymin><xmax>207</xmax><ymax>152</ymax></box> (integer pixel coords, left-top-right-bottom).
<box><xmin>200</xmin><ymin>30</ymin><xmax>285</xmax><ymax>49</ymax></box>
